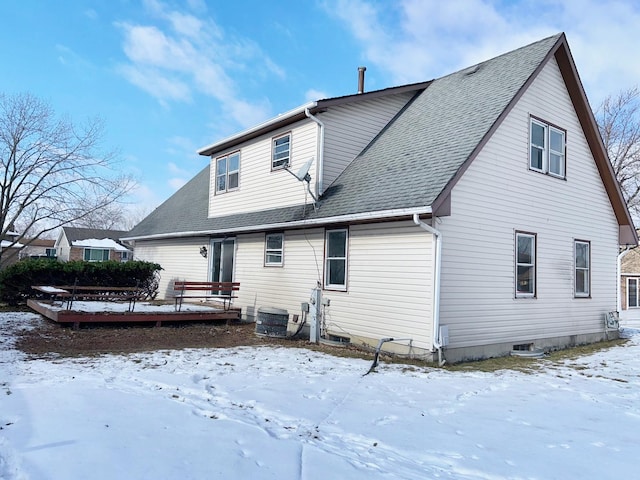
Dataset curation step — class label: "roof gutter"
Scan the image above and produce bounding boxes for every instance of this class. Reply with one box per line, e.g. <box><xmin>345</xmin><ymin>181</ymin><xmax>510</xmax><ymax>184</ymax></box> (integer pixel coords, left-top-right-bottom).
<box><xmin>123</xmin><ymin>206</ymin><xmax>433</xmax><ymax>241</ymax></box>
<box><xmin>305</xmin><ymin>108</ymin><xmax>325</xmax><ymax>195</ymax></box>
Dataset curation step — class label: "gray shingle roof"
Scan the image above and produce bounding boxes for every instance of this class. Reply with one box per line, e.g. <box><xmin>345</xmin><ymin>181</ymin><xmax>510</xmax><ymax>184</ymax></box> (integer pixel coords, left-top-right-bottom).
<box><xmin>127</xmin><ymin>34</ymin><xmax>564</xmax><ymax>240</ymax></box>
<box><xmin>63</xmin><ymin>227</ymin><xmax>130</xmax><ymax>242</ymax></box>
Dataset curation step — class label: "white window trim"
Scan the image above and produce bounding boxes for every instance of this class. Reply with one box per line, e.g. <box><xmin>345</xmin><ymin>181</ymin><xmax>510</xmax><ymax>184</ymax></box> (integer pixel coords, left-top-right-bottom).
<box><xmin>324</xmin><ymin>228</ymin><xmax>348</xmax><ymax>291</ymax></box>
<box><xmin>515</xmin><ymin>231</ymin><xmax>536</xmax><ymax>298</ymax></box>
<box><xmin>529</xmin><ymin>117</ymin><xmax>566</xmax><ymax>179</ymax></box>
<box><xmin>272</xmin><ymin>133</ymin><xmax>291</xmax><ymax>171</ymax></box>
<box><xmin>574</xmin><ymin>240</ymin><xmax>590</xmax><ymax>298</ymax></box>
<box><xmin>264</xmin><ymin>233</ymin><xmax>284</xmax><ymax>267</ymax></box>
<box><xmin>215</xmin><ymin>151</ymin><xmax>240</xmax><ymax>194</ymax></box>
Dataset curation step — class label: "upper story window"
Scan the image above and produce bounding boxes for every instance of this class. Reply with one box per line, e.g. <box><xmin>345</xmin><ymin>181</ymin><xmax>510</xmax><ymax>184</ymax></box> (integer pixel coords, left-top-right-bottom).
<box><xmin>84</xmin><ymin>248</ymin><xmax>109</xmax><ymax>262</ymax></box>
<box><xmin>515</xmin><ymin>231</ymin><xmax>536</xmax><ymax>298</ymax></box>
<box><xmin>216</xmin><ymin>151</ymin><xmax>240</xmax><ymax>194</ymax></box>
<box><xmin>324</xmin><ymin>228</ymin><xmax>348</xmax><ymax>291</ymax></box>
<box><xmin>272</xmin><ymin>133</ymin><xmax>291</xmax><ymax>170</ymax></box>
<box><xmin>530</xmin><ymin>117</ymin><xmax>566</xmax><ymax>178</ymax></box>
<box><xmin>265</xmin><ymin>233</ymin><xmax>284</xmax><ymax>266</ymax></box>
<box><xmin>574</xmin><ymin>240</ymin><xmax>590</xmax><ymax>297</ymax></box>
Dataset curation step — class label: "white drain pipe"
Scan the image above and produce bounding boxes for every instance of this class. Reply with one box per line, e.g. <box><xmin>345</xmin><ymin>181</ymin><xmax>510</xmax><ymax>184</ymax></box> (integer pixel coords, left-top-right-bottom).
<box><xmin>413</xmin><ymin>214</ymin><xmax>444</xmax><ymax>365</ymax></box>
<box><xmin>305</xmin><ymin>108</ymin><xmax>325</xmax><ymax>196</ymax></box>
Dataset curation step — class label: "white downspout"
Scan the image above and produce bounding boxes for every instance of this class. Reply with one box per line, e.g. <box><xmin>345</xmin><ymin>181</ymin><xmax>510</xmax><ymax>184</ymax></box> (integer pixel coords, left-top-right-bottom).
<box><xmin>304</xmin><ymin>108</ymin><xmax>324</xmax><ymax>197</ymax></box>
<box><xmin>617</xmin><ymin>246</ymin><xmax>633</xmax><ymax>313</ymax></box>
<box><xmin>413</xmin><ymin>213</ymin><xmax>444</xmax><ymax>365</ymax></box>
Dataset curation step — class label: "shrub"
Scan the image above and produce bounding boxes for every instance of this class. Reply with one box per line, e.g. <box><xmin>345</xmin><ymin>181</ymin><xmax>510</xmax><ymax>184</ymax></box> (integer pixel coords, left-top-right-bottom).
<box><xmin>0</xmin><ymin>259</ymin><xmax>162</xmax><ymax>305</ymax></box>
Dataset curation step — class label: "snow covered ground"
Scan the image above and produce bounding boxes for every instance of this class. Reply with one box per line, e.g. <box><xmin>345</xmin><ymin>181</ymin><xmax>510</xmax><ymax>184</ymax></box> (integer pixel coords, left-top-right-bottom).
<box><xmin>1</xmin><ymin>312</ymin><xmax>640</xmax><ymax>479</ymax></box>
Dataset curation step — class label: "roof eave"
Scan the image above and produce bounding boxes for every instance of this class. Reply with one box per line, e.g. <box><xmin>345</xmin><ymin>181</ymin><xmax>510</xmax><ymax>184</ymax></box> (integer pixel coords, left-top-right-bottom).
<box><xmin>553</xmin><ymin>38</ymin><xmax>638</xmax><ymax>245</ymax></box>
<box><xmin>122</xmin><ymin>205</ymin><xmax>433</xmax><ymax>241</ymax></box>
<box><xmin>197</xmin><ymin>81</ymin><xmax>432</xmax><ymax>158</ymax></box>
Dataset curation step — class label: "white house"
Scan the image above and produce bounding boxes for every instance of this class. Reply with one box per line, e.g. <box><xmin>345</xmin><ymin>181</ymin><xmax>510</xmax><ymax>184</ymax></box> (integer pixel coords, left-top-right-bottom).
<box><xmin>125</xmin><ymin>33</ymin><xmax>637</xmax><ymax>362</ymax></box>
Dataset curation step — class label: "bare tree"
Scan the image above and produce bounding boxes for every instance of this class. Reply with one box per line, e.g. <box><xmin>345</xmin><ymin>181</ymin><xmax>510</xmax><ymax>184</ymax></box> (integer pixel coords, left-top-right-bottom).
<box><xmin>0</xmin><ymin>92</ymin><xmax>135</xmax><ymax>262</ymax></box>
<box><xmin>596</xmin><ymin>86</ymin><xmax>640</xmax><ymax>219</ymax></box>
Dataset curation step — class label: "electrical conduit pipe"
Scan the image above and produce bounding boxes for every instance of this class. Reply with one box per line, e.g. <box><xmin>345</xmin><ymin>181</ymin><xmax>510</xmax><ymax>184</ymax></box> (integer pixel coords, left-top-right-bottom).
<box><xmin>413</xmin><ymin>213</ymin><xmax>444</xmax><ymax>366</ymax></box>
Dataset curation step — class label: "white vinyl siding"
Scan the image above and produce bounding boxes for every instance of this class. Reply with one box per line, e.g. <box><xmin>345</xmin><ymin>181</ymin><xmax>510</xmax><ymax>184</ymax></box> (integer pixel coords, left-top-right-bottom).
<box><xmin>207</xmin><ymin>93</ymin><xmax>413</xmax><ymax>216</ymax></box>
<box><xmin>231</xmin><ymin>221</ymin><xmax>434</xmax><ymax>351</ymax></box>
<box><xmin>321</xmin><ymin>92</ymin><xmax>414</xmax><ymax>193</ymax></box>
<box><xmin>209</xmin><ymin>120</ymin><xmax>317</xmax><ymax>216</ymax></box>
<box><xmin>130</xmin><ymin>237</ymin><xmax>211</xmax><ymax>299</ymax></box>
<box><xmin>437</xmin><ymin>56</ymin><xmax>619</xmax><ymax>350</ymax></box>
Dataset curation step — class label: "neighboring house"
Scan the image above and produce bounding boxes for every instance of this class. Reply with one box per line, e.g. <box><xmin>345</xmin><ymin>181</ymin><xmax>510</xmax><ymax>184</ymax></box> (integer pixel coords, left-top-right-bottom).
<box><xmin>125</xmin><ymin>33</ymin><xmax>637</xmax><ymax>362</ymax></box>
<box><xmin>55</xmin><ymin>227</ymin><xmax>132</xmax><ymax>262</ymax></box>
<box><xmin>619</xmin><ymin>239</ymin><xmax>640</xmax><ymax>322</ymax></box>
<box><xmin>0</xmin><ymin>228</ymin><xmax>23</xmax><ymax>269</ymax></box>
<box><xmin>19</xmin><ymin>238</ymin><xmax>57</xmax><ymax>260</ymax></box>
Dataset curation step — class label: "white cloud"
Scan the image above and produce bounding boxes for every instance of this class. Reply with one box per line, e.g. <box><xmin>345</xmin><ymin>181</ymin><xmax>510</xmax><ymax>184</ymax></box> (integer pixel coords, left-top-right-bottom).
<box><xmin>115</xmin><ymin>1</ymin><xmax>283</xmax><ymax>128</ymax></box>
<box><xmin>324</xmin><ymin>0</ymin><xmax>640</xmax><ymax>105</ymax></box>
<box><xmin>305</xmin><ymin>89</ymin><xmax>329</xmax><ymax>102</ymax></box>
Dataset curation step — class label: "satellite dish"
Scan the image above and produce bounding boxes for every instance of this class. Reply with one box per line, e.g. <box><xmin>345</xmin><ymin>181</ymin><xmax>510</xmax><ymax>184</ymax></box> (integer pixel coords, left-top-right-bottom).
<box><xmin>293</xmin><ymin>157</ymin><xmax>314</xmax><ymax>182</ymax></box>
<box><xmin>284</xmin><ymin>156</ymin><xmax>318</xmax><ymax>207</ymax></box>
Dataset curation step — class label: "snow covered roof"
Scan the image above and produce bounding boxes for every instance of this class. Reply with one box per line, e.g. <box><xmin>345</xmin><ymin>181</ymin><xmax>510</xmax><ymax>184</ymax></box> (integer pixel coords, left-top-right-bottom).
<box><xmin>0</xmin><ymin>240</ymin><xmax>23</xmax><ymax>248</ymax></box>
<box><xmin>72</xmin><ymin>238</ymin><xmax>131</xmax><ymax>251</ymax></box>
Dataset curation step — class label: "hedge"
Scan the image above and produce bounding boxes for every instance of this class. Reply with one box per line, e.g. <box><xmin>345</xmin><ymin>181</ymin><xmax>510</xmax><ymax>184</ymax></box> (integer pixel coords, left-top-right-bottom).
<box><xmin>0</xmin><ymin>259</ymin><xmax>163</xmax><ymax>305</ymax></box>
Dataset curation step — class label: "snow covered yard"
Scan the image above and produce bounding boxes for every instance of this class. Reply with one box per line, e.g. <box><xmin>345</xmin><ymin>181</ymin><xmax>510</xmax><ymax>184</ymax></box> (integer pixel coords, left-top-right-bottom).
<box><xmin>1</xmin><ymin>312</ymin><xmax>640</xmax><ymax>479</ymax></box>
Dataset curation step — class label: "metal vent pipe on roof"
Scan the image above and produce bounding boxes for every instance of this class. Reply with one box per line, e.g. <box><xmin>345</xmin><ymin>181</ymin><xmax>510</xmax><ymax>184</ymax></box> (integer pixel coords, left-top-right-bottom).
<box><xmin>357</xmin><ymin>66</ymin><xmax>366</xmax><ymax>94</ymax></box>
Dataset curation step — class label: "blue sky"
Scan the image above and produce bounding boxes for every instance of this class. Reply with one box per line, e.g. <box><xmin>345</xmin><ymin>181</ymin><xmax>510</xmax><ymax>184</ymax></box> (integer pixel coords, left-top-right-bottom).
<box><xmin>1</xmin><ymin>0</ymin><xmax>639</xmax><ymax>218</ymax></box>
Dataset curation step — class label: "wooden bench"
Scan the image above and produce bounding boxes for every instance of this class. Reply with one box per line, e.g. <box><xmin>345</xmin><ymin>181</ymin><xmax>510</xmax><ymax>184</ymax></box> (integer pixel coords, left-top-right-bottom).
<box><xmin>173</xmin><ymin>281</ymin><xmax>240</xmax><ymax>312</ymax></box>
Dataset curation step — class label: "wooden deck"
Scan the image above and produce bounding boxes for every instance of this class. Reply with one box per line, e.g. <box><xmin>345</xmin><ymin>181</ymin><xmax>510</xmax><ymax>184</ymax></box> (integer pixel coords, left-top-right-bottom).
<box><xmin>27</xmin><ymin>299</ymin><xmax>242</xmax><ymax>329</ymax></box>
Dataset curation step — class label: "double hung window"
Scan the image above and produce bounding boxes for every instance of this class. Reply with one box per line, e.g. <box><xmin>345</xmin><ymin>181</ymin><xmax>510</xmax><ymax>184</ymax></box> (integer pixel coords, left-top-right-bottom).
<box><xmin>216</xmin><ymin>151</ymin><xmax>240</xmax><ymax>193</ymax></box>
<box><xmin>530</xmin><ymin>118</ymin><xmax>566</xmax><ymax>178</ymax></box>
<box><xmin>515</xmin><ymin>232</ymin><xmax>536</xmax><ymax>297</ymax></box>
<box><xmin>265</xmin><ymin>233</ymin><xmax>284</xmax><ymax>266</ymax></box>
<box><xmin>574</xmin><ymin>240</ymin><xmax>590</xmax><ymax>297</ymax></box>
<box><xmin>272</xmin><ymin>133</ymin><xmax>291</xmax><ymax>170</ymax></box>
<box><xmin>325</xmin><ymin>229</ymin><xmax>348</xmax><ymax>290</ymax></box>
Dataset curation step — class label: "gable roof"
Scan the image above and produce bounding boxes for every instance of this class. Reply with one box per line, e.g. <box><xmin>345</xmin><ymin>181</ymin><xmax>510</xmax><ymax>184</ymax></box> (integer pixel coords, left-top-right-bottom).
<box><xmin>126</xmin><ymin>33</ymin><xmax>637</xmax><ymax>245</ymax></box>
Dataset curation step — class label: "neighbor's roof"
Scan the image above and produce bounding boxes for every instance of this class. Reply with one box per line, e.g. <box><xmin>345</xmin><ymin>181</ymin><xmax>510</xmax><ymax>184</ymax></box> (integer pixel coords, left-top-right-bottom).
<box><xmin>62</xmin><ymin>227</ymin><xmax>131</xmax><ymax>249</ymax></box>
<box><xmin>126</xmin><ymin>33</ymin><xmax>636</xmax><ymax>244</ymax></box>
